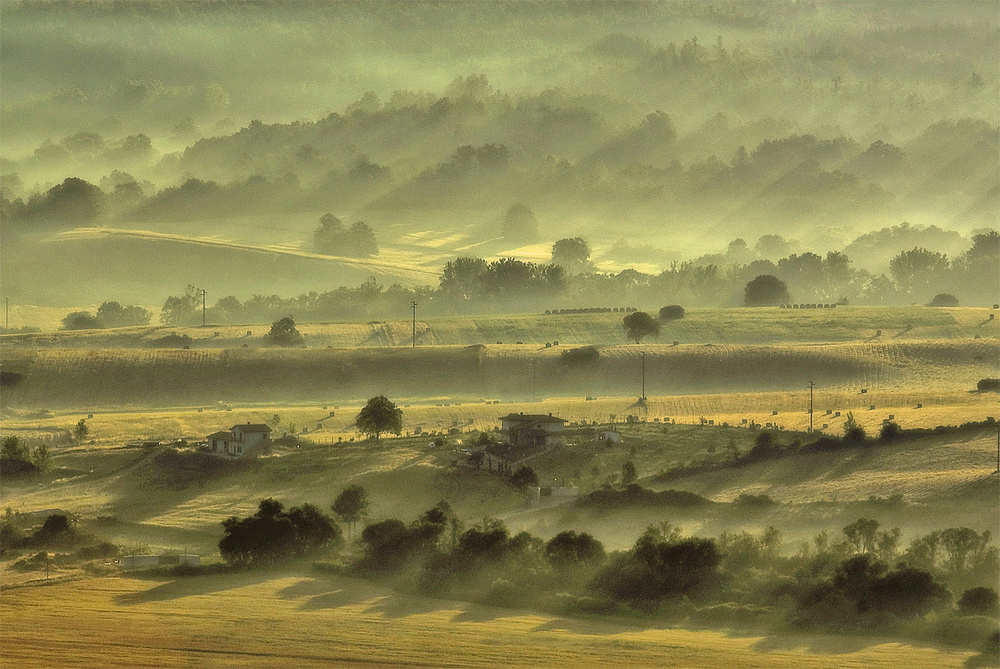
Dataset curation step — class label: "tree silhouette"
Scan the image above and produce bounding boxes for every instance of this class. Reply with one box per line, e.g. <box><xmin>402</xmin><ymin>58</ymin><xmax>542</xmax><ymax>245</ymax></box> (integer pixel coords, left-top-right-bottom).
<box><xmin>332</xmin><ymin>485</ymin><xmax>369</xmax><ymax>536</ymax></box>
<box><xmin>263</xmin><ymin>316</ymin><xmax>303</xmax><ymax>347</ymax></box>
<box><xmin>744</xmin><ymin>274</ymin><xmax>790</xmax><ymax>306</ymax></box>
<box><xmin>622</xmin><ymin>311</ymin><xmax>659</xmax><ymax>343</ymax></box>
<box><xmin>355</xmin><ymin>396</ymin><xmax>403</xmax><ymax>441</ymax></box>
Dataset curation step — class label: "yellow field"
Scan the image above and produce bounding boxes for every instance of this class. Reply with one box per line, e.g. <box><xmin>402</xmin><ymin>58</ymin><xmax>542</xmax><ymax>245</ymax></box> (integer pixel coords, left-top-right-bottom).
<box><xmin>0</xmin><ymin>574</ymin><xmax>976</xmax><ymax>669</ymax></box>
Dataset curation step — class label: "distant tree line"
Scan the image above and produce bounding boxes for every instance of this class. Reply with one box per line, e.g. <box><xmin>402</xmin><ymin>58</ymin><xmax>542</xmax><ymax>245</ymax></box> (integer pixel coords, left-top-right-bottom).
<box><xmin>147</xmin><ymin>227</ymin><xmax>997</xmax><ymax>326</ymax></box>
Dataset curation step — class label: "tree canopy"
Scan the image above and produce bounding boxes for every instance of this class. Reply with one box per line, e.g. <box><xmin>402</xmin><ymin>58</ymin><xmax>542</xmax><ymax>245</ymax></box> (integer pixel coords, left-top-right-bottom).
<box><xmin>744</xmin><ymin>274</ymin><xmax>790</xmax><ymax>306</ymax></box>
<box><xmin>263</xmin><ymin>315</ymin><xmax>303</xmax><ymax>347</ymax></box>
<box><xmin>622</xmin><ymin>311</ymin><xmax>659</xmax><ymax>343</ymax></box>
<box><xmin>355</xmin><ymin>395</ymin><xmax>403</xmax><ymax>440</ymax></box>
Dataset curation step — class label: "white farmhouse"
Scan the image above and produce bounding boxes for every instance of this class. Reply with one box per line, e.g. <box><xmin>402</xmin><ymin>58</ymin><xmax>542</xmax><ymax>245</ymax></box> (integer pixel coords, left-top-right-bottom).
<box><xmin>206</xmin><ymin>422</ymin><xmax>272</xmax><ymax>458</ymax></box>
<box><xmin>499</xmin><ymin>412</ymin><xmax>567</xmax><ymax>447</ymax></box>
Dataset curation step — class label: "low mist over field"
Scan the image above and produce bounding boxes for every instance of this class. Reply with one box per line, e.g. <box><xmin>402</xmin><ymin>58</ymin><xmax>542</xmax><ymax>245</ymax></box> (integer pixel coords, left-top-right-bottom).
<box><xmin>1</xmin><ymin>3</ymin><xmax>998</xmax><ymax>669</ymax></box>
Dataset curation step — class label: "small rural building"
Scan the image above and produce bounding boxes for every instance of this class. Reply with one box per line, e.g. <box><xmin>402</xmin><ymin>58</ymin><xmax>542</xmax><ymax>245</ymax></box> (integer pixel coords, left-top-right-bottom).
<box><xmin>119</xmin><ymin>555</ymin><xmax>161</xmax><ymax>570</ymax></box>
<box><xmin>500</xmin><ymin>412</ymin><xmax>567</xmax><ymax>447</ymax></box>
<box><xmin>595</xmin><ymin>430</ymin><xmax>621</xmax><ymax>443</ymax></box>
<box><xmin>206</xmin><ymin>422</ymin><xmax>272</xmax><ymax>458</ymax></box>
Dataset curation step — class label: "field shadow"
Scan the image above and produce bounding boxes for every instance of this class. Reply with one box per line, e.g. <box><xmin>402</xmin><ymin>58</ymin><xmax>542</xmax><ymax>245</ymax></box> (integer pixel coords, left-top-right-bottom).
<box><xmin>278</xmin><ymin>576</ymin><xmax>450</xmax><ymax>619</ymax></box>
<box><xmin>114</xmin><ymin>569</ymin><xmax>277</xmax><ymax>605</ymax></box>
<box><xmin>749</xmin><ymin>630</ymin><xmax>972</xmax><ymax>658</ymax></box>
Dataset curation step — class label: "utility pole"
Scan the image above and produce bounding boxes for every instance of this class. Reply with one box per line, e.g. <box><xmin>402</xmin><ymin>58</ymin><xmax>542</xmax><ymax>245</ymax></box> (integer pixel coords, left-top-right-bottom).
<box><xmin>411</xmin><ymin>301</ymin><xmax>417</xmax><ymax>348</ymax></box>
<box><xmin>199</xmin><ymin>288</ymin><xmax>207</xmax><ymax>327</ymax></box>
<box><xmin>641</xmin><ymin>351</ymin><xmax>646</xmax><ymax>400</ymax></box>
<box><xmin>532</xmin><ymin>360</ymin><xmax>537</xmax><ymax>402</ymax></box>
<box><xmin>808</xmin><ymin>380</ymin><xmax>815</xmax><ymax>433</ymax></box>
<box><xmin>4</xmin><ymin>297</ymin><xmax>8</xmax><ymax>329</ymax></box>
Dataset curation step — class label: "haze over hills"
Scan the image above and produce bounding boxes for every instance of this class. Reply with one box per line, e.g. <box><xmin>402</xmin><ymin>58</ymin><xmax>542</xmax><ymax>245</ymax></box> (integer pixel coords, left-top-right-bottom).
<box><xmin>2</xmin><ymin>1</ymin><xmax>997</xmax><ymax>314</ymax></box>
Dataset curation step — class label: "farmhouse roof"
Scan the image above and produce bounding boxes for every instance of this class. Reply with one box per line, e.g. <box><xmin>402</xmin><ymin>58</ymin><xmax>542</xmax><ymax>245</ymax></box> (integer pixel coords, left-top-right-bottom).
<box><xmin>207</xmin><ymin>431</ymin><xmax>235</xmax><ymax>440</ymax></box>
<box><xmin>231</xmin><ymin>423</ymin><xmax>272</xmax><ymax>433</ymax></box>
<box><xmin>499</xmin><ymin>413</ymin><xmax>567</xmax><ymax>424</ymax></box>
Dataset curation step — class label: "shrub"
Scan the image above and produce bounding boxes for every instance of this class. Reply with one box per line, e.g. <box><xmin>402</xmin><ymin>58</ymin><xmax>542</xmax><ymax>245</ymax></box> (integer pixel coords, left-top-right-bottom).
<box><xmin>958</xmin><ymin>587</ymin><xmax>1000</xmax><ymax>616</ymax></box>
<box><xmin>658</xmin><ymin>305</ymin><xmax>685</xmax><ymax>320</ymax></box>
<box><xmin>977</xmin><ymin>378</ymin><xmax>1000</xmax><ymax>392</ymax></box>
<box><xmin>263</xmin><ymin>316</ymin><xmax>303</xmax><ymax>347</ymax></box>
<box><xmin>593</xmin><ymin>533</ymin><xmax>721</xmax><ymax>604</ymax></box>
<box><xmin>879</xmin><ymin>421</ymin><xmax>902</xmax><ymax>442</ymax></box>
<box><xmin>928</xmin><ymin>293</ymin><xmax>959</xmax><ymax>307</ymax></box>
<box><xmin>219</xmin><ymin>499</ymin><xmax>340</xmax><ymax>565</ymax></box>
<box><xmin>560</xmin><ymin>346</ymin><xmax>600</xmax><ymax>366</ymax></box>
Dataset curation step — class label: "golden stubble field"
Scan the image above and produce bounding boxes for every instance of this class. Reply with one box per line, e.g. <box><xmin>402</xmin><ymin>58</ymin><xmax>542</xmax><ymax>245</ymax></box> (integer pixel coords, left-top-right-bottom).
<box><xmin>0</xmin><ymin>573</ymin><xmax>977</xmax><ymax>669</ymax></box>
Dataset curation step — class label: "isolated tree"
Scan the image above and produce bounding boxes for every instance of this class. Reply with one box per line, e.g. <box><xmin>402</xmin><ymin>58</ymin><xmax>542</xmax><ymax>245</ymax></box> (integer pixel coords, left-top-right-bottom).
<box><xmin>622</xmin><ymin>311</ymin><xmax>660</xmax><ymax>343</ymax></box>
<box><xmin>332</xmin><ymin>485</ymin><xmax>369</xmax><ymax>537</ymax></box>
<box><xmin>355</xmin><ymin>396</ymin><xmax>403</xmax><ymax>441</ymax></box>
<box><xmin>744</xmin><ymin>274</ymin><xmax>790</xmax><ymax>306</ymax></box>
<box><xmin>74</xmin><ymin>419</ymin><xmax>89</xmax><ymax>442</ymax></box>
<box><xmin>501</xmin><ymin>203</ymin><xmax>539</xmax><ymax>242</ymax></box>
<box><xmin>263</xmin><ymin>316</ymin><xmax>303</xmax><ymax>347</ymax></box>
<box><xmin>551</xmin><ymin>237</ymin><xmax>592</xmax><ymax>273</ymax></box>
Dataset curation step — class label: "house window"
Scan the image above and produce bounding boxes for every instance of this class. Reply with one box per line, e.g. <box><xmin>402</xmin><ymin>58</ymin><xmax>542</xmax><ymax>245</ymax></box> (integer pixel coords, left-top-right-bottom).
<box><xmin>237</xmin><ymin>445</ymin><xmax>242</xmax><ymax>455</ymax></box>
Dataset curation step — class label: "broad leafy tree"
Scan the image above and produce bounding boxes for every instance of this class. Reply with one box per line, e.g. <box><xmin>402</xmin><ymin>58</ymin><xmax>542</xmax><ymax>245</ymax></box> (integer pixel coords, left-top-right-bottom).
<box><xmin>355</xmin><ymin>396</ymin><xmax>403</xmax><ymax>441</ymax></box>
<box><xmin>263</xmin><ymin>316</ymin><xmax>303</xmax><ymax>347</ymax></box>
<box><xmin>744</xmin><ymin>274</ymin><xmax>790</xmax><ymax>306</ymax></box>
<box><xmin>332</xmin><ymin>485</ymin><xmax>369</xmax><ymax>536</ymax></box>
<box><xmin>622</xmin><ymin>311</ymin><xmax>659</xmax><ymax>343</ymax></box>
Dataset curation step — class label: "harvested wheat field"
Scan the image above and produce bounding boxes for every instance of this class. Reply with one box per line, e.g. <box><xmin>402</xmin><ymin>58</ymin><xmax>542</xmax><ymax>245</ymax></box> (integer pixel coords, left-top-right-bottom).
<box><xmin>0</xmin><ymin>573</ymin><xmax>976</xmax><ymax>669</ymax></box>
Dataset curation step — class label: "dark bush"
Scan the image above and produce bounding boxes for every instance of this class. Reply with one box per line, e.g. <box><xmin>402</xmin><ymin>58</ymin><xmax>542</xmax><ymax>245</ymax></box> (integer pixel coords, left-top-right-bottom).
<box><xmin>560</xmin><ymin>346</ymin><xmax>601</xmax><ymax>366</ymax></box>
<box><xmin>219</xmin><ymin>498</ymin><xmax>340</xmax><ymax>565</ymax></box>
<box><xmin>977</xmin><ymin>378</ymin><xmax>1000</xmax><ymax>392</ymax></box>
<box><xmin>579</xmin><ymin>485</ymin><xmax>710</xmax><ymax>510</ymax></box>
<box><xmin>593</xmin><ymin>534</ymin><xmax>721</xmax><ymax>604</ymax></box>
<box><xmin>798</xmin><ymin>555</ymin><xmax>950</xmax><ymax>624</ymax></box>
<box><xmin>545</xmin><ymin>531</ymin><xmax>605</xmax><ymax>569</ymax></box>
<box><xmin>658</xmin><ymin>305</ymin><xmax>685</xmax><ymax>320</ymax></box>
<box><xmin>356</xmin><ymin>503</ymin><xmax>449</xmax><ymax>574</ymax></box>
<box><xmin>879</xmin><ymin>421</ymin><xmax>902</xmax><ymax>443</ymax></box>
<box><xmin>958</xmin><ymin>587</ymin><xmax>1000</xmax><ymax>616</ymax></box>
<box><xmin>928</xmin><ymin>293</ymin><xmax>959</xmax><ymax>307</ymax></box>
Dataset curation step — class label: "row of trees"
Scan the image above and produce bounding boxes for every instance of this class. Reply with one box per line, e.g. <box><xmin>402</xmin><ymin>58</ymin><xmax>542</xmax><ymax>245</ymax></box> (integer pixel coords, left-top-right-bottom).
<box><xmin>149</xmin><ymin>229</ymin><xmax>996</xmax><ymax>327</ymax></box>
<box><xmin>61</xmin><ymin>301</ymin><xmax>152</xmax><ymax>330</ymax></box>
<box><xmin>215</xmin><ymin>477</ymin><xmax>997</xmax><ymax>624</ymax></box>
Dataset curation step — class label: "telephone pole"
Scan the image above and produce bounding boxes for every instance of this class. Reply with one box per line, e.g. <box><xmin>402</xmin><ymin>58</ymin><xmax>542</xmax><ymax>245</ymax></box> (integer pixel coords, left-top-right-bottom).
<box><xmin>808</xmin><ymin>380</ymin><xmax>815</xmax><ymax>432</ymax></box>
<box><xmin>532</xmin><ymin>360</ymin><xmax>537</xmax><ymax>402</ymax></box>
<box><xmin>411</xmin><ymin>301</ymin><xmax>417</xmax><ymax>347</ymax></box>
<box><xmin>199</xmin><ymin>288</ymin><xmax>207</xmax><ymax>327</ymax></box>
<box><xmin>4</xmin><ymin>298</ymin><xmax>8</xmax><ymax>329</ymax></box>
<box><xmin>641</xmin><ymin>351</ymin><xmax>646</xmax><ymax>400</ymax></box>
